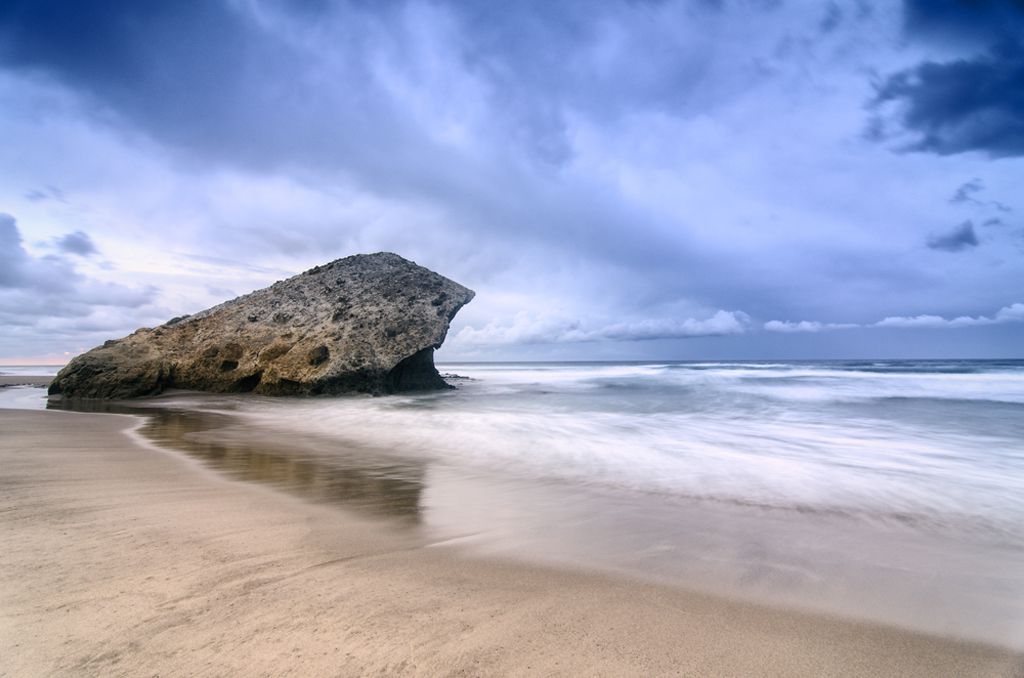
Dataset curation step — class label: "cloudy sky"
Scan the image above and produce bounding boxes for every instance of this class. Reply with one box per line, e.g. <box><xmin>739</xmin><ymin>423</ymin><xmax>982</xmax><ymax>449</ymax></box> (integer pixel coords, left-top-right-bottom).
<box><xmin>1</xmin><ymin>0</ymin><xmax>1022</xmax><ymax>363</ymax></box>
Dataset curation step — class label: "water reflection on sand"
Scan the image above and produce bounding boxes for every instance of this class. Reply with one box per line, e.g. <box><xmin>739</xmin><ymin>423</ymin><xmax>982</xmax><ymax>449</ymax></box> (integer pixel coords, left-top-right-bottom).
<box><xmin>47</xmin><ymin>396</ymin><xmax>426</xmax><ymax>524</ymax></box>
<box><xmin>19</xmin><ymin>384</ymin><xmax>1024</xmax><ymax>650</ymax></box>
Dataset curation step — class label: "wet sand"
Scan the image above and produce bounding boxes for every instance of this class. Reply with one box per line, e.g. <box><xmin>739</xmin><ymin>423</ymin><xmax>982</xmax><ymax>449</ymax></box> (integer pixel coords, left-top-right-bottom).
<box><xmin>1</xmin><ymin>408</ymin><xmax>1022</xmax><ymax>677</ymax></box>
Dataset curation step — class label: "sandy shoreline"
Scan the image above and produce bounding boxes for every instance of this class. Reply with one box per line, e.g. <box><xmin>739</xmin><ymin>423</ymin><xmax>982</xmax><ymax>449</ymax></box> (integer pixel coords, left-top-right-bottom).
<box><xmin>1</xmin><ymin>407</ymin><xmax>1021</xmax><ymax>677</ymax></box>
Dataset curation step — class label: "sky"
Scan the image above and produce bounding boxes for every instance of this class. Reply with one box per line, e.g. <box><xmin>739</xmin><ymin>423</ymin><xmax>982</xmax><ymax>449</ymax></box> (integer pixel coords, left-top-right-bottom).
<box><xmin>0</xmin><ymin>0</ymin><xmax>1022</xmax><ymax>363</ymax></box>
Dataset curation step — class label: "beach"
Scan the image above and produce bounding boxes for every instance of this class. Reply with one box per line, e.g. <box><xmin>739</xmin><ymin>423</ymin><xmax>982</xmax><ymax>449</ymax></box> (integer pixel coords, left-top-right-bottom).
<box><xmin>1</xmin><ymin>382</ymin><xmax>1023</xmax><ymax>676</ymax></box>
<box><xmin>2</xmin><ymin>0</ymin><xmax>1018</xmax><ymax>672</ymax></box>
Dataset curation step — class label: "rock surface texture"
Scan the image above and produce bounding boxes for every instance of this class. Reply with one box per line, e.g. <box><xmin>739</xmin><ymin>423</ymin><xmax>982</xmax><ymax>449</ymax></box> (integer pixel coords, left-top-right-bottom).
<box><xmin>49</xmin><ymin>253</ymin><xmax>474</xmax><ymax>398</ymax></box>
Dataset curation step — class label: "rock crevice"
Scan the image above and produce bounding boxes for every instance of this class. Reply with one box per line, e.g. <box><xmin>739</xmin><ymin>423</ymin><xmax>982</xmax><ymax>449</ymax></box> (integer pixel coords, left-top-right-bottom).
<box><xmin>49</xmin><ymin>253</ymin><xmax>474</xmax><ymax>398</ymax></box>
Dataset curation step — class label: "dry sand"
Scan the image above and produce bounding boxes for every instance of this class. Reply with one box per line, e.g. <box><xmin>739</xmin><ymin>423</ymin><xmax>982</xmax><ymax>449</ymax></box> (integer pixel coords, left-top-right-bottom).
<box><xmin>1</xmin><ymin>408</ymin><xmax>1021</xmax><ymax>677</ymax></box>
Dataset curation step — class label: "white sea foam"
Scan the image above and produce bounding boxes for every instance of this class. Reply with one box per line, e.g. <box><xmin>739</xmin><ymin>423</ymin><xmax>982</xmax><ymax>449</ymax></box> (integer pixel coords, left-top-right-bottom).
<box><xmin>177</xmin><ymin>360</ymin><xmax>1024</xmax><ymax>542</ymax></box>
<box><xmin>443</xmin><ymin>361</ymin><xmax>1024</xmax><ymax>404</ymax></box>
<box><xmin>10</xmin><ymin>359</ymin><xmax>1022</xmax><ymax>646</ymax></box>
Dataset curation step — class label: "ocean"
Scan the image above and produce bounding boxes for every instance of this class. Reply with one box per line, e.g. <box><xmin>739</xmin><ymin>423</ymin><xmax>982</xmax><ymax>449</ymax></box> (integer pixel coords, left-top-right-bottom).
<box><xmin>4</xmin><ymin>359</ymin><xmax>1023</xmax><ymax>647</ymax></box>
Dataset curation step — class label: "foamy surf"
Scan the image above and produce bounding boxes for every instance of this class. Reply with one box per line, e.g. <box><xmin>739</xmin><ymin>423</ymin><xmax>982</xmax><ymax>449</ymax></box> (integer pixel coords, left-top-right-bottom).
<box><xmin>177</xmin><ymin>360</ymin><xmax>1024</xmax><ymax>545</ymax></box>
<box><xmin>8</xmin><ymin>359</ymin><xmax>1023</xmax><ymax>648</ymax></box>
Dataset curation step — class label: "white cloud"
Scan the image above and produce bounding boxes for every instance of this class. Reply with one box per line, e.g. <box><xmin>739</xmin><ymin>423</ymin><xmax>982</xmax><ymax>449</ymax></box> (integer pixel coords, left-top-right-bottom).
<box><xmin>875</xmin><ymin>303</ymin><xmax>1024</xmax><ymax>328</ymax></box>
<box><xmin>995</xmin><ymin>303</ymin><xmax>1024</xmax><ymax>322</ymax></box>
<box><xmin>763</xmin><ymin>320</ymin><xmax>859</xmax><ymax>333</ymax></box>
<box><xmin>875</xmin><ymin>314</ymin><xmax>962</xmax><ymax>328</ymax></box>
<box><xmin>2</xmin><ymin>2</ymin><xmax>1023</xmax><ymax>361</ymax></box>
<box><xmin>766</xmin><ymin>303</ymin><xmax>1024</xmax><ymax>334</ymax></box>
<box><xmin>0</xmin><ymin>213</ymin><xmax>162</xmax><ymax>357</ymax></box>
<box><xmin>453</xmin><ymin>310</ymin><xmax>750</xmax><ymax>346</ymax></box>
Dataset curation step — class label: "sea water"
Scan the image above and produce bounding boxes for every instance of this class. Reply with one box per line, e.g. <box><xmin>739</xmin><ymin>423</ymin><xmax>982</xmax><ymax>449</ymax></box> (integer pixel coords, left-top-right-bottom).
<box><xmin>5</xmin><ymin>359</ymin><xmax>1024</xmax><ymax>646</ymax></box>
<box><xmin>244</xmin><ymin>360</ymin><xmax>1024</xmax><ymax>544</ymax></box>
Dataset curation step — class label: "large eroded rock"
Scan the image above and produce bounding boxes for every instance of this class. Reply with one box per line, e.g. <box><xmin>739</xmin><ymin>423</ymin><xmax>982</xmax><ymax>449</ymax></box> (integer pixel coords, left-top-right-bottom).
<box><xmin>49</xmin><ymin>253</ymin><xmax>474</xmax><ymax>398</ymax></box>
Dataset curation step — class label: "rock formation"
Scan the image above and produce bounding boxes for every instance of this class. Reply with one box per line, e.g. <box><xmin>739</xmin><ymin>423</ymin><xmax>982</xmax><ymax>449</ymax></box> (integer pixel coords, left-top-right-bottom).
<box><xmin>49</xmin><ymin>253</ymin><xmax>474</xmax><ymax>399</ymax></box>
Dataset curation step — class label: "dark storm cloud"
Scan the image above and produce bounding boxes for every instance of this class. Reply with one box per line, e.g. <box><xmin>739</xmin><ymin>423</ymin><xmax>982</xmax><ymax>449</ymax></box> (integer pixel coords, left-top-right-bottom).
<box><xmin>819</xmin><ymin>2</ymin><xmax>843</xmax><ymax>32</ymax></box>
<box><xmin>0</xmin><ymin>1</ymin><xmax>549</xmax><ymax>169</ymax></box>
<box><xmin>22</xmin><ymin>185</ymin><xmax>65</xmax><ymax>203</ymax></box>
<box><xmin>0</xmin><ymin>213</ymin><xmax>161</xmax><ymax>366</ymax></box>
<box><xmin>873</xmin><ymin>44</ymin><xmax>1024</xmax><ymax>157</ymax></box>
<box><xmin>55</xmin><ymin>230</ymin><xmax>98</xmax><ymax>256</ymax></box>
<box><xmin>0</xmin><ymin>0</ymin><xmax>780</xmax><ymax>171</ymax></box>
<box><xmin>902</xmin><ymin>0</ymin><xmax>1024</xmax><ymax>47</ymax></box>
<box><xmin>927</xmin><ymin>220</ymin><xmax>979</xmax><ymax>252</ymax></box>
<box><xmin>870</xmin><ymin>1</ymin><xmax>1024</xmax><ymax>157</ymax></box>
<box><xmin>1</xmin><ymin>5</ymin><xmax>674</xmax><ymax>207</ymax></box>
<box><xmin>950</xmin><ymin>178</ymin><xmax>983</xmax><ymax>204</ymax></box>
<box><xmin>2</xmin><ymin>0</ymin><xmax>1021</xmax><ymax>360</ymax></box>
<box><xmin>180</xmin><ymin>254</ymin><xmax>295</xmax><ymax>278</ymax></box>
<box><xmin>0</xmin><ymin>0</ymin><xmax>769</xmax><ymax>316</ymax></box>
<box><xmin>0</xmin><ymin>213</ymin><xmax>68</xmax><ymax>292</ymax></box>
<box><xmin>948</xmin><ymin>178</ymin><xmax>1014</xmax><ymax>214</ymax></box>
<box><xmin>0</xmin><ymin>213</ymin><xmax>154</xmax><ymax>310</ymax></box>
<box><xmin>0</xmin><ymin>0</ymin><xmax>323</xmax><ymax>170</ymax></box>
